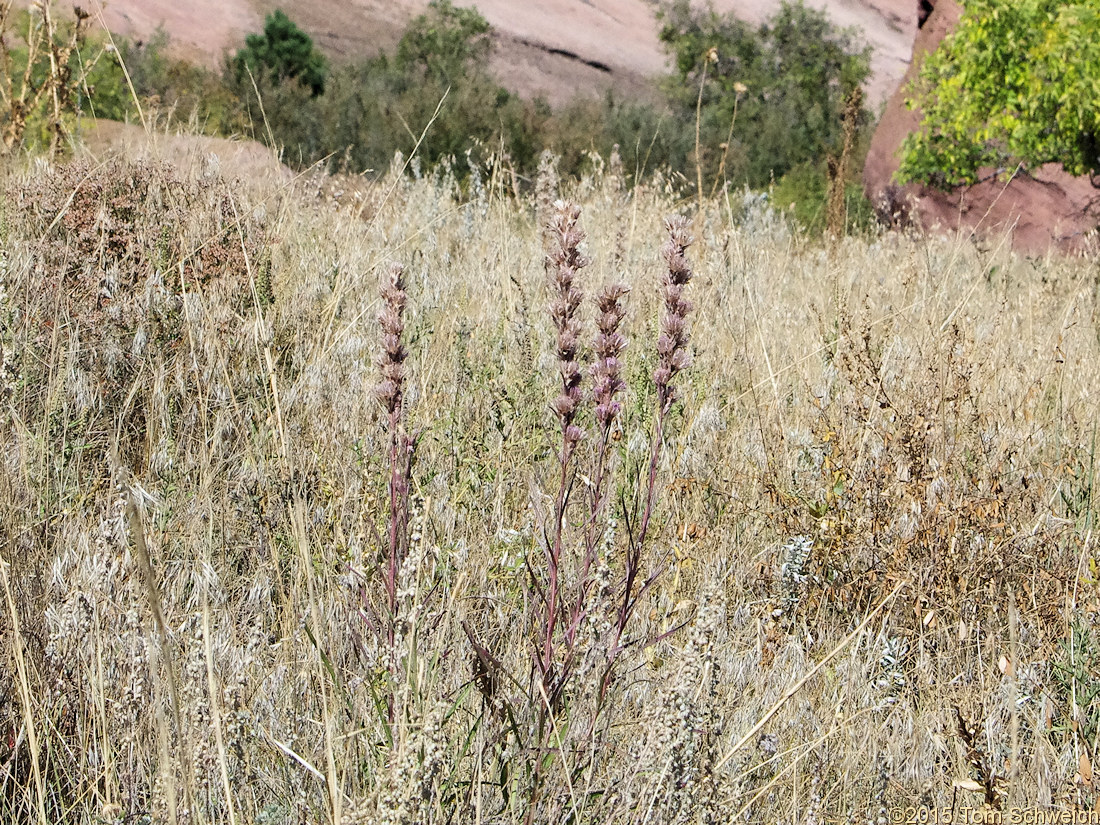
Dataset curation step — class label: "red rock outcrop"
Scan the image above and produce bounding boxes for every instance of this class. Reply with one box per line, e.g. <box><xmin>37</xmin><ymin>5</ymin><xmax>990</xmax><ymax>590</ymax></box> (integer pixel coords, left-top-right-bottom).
<box><xmin>863</xmin><ymin>0</ymin><xmax>1100</xmax><ymax>254</ymax></box>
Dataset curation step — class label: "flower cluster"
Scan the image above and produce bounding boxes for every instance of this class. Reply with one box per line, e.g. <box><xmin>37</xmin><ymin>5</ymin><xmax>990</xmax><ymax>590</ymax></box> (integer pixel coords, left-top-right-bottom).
<box><xmin>591</xmin><ymin>282</ymin><xmax>629</xmax><ymax>430</ymax></box>
<box><xmin>547</xmin><ymin>200</ymin><xmax>590</xmax><ymax>451</ymax></box>
<box><xmin>655</xmin><ymin>216</ymin><xmax>695</xmax><ymax>411</ymax></box>
<box><xmin>376</xmin><ymin>263</ymin><xmax>408</xmax><ymax>416</ymax></box>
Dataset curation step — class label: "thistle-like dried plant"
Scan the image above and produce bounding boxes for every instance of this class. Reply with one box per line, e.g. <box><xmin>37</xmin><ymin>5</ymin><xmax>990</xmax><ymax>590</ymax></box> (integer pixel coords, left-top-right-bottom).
<box><xmin>547</xmin><ymin>199</ymin><xmax>590</xmax><ymax>454</ymax></box>
<box><xmin>376</xmin><ymin>262</ymin><xmax>415</xmax><ymax>652</ymax></box>
<box><xmin>654</xmin><ymin>216</ymin><xmax>695</xmax><ymax>414</ymax></box>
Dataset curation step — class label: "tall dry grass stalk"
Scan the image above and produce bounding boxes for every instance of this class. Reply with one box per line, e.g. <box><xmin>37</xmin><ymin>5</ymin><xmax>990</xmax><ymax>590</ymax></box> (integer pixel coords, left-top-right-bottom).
<box><xmin>0</xmin><ymin>1</ymin><xmax>92</xmax><ymax>155</ymax></box>
<box><xmin>826</xmin><ymin>86</ymin><xmax>863</xmax><ymax>238</ymax></box>
<box><xmin>1</xmin><ymin>134</ymin><xmax>1099</xmax><ymax>824</ymax></box>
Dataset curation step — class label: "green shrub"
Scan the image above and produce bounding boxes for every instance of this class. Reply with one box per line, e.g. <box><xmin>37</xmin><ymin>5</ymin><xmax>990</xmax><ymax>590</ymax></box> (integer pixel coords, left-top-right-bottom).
<box><xmin>395</xmin><ymin>0</ymin><xmax>491</xmax><ymax>84</ymax></box>
<box><xmin>771</xmin><ymin>161</ymin><xmax>876</xmax><ymax>235</ymax></box>
<box><xmin>74</xmin><ymin>35</ymin><xmax>132</xmax><ymax>122</ymax></box>
<box><xmin>658</xmin><ymin>0</ymin><xmax>871</xmax><ymax>191</ymax></box>
<box><xmin>120</xmin><ymin>30</ymin><xmax>247</xmax><ymax>134</ymax></box>
<box><xmin>229</xmin><ymin>4</ymin><xmax>536</xmax><ymax>178</ymax></box>
<box><xmin>539</xmin><ymin>93</ymin><xmax>690</xmax><ymax>184</ymax></box>
<box><xmin>899</xmin><ymin>0</ymin><xmax>1100</xmax><ymax>188</ymax></box>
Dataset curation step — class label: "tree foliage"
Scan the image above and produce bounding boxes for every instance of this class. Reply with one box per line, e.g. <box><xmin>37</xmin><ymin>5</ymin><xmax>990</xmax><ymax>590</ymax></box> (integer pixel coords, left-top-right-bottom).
<box><xmin>231</xmin><ymin>9</ymin><xmax>327</xmax><ymax>96</ymax></box>
<box><xmin>395</xmin><ymin>0</ymin><xmax>492</xmax><ymax>84</ymax></box>
<box><xmin>238</xmin><ymin>3</ymin><xmax>521</xmax><ymax>176</ymax></box>
<box><xmin>899</xmin><ymin>0</ymin><xmax>1100</xmax><ymax>188</ymax></box>
<box><xmin>658</xmin><ymin>0</ymin><xmax>870</xmax><ymax>189</ymax></box>
<box><xmin>120</xmin><ymin>30</ymin><xmax>247</xmax><ymax>134</ymax></box>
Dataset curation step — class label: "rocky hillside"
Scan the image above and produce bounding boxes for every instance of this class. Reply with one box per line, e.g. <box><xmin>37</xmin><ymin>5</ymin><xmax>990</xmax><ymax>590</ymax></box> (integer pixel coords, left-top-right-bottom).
<box><xmin>87</xmin><ymin>0</ymin><xmax>915</xmax><ymax>107</ymax></box>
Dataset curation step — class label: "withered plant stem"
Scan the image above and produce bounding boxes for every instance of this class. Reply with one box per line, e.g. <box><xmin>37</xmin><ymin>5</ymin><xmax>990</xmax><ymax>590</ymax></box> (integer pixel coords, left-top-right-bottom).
<box><xmin>621</xmin><ymin>216</ymin><xmax>694</xmax><ymax>638</ymax></box>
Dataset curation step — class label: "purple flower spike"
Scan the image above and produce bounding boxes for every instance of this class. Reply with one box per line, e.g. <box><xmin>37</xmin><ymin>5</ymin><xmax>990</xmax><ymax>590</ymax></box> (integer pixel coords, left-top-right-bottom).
<box><xmin>547</xmin><ymin>201</ymin><xmax>591</xmax><ymax>445</ymax></box>
<box><xmin>655</xmin><ymin>217</ymin><xmax>694</xmax><ymax>413</ymax></box>
<box><xmin>591</xmin><ymin>282</ymin><xmax>630</xmax><ymax>431</ymax></box>
<box><xmin>376</xmin><ymin>263</ymin><xmax>407</xmax><ymax>416</ymax></box>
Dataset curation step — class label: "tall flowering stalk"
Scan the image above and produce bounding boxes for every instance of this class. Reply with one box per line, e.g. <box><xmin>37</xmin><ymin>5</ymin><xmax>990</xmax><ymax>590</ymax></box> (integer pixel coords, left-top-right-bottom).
<box><xmin>541</xmin><ymin>200</ymin><xmax>589</xmax><ymax>686</ymax></box>
<box><xmin>376</xmin><ymin>262</ymin><xmax>414</xmax><ymax>650</ymax></box>
<box><xmin>619</xmin><ymin>216</ymin><xmax>694</xmax><ymax>637</ymax></box>
<box><xmin>565</xmin><ymin>282</ymin><xmax>629</xmax><ymax>647</ymax></box>
<box><xmin>591</xmin><ymin>284</ymin><xmax>629</xmax><ymax>437</ymax></box>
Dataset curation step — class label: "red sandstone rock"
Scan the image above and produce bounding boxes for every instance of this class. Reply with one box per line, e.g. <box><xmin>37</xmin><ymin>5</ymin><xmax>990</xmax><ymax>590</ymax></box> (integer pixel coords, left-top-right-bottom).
<box><xmin>863</xmin><ymin>0</ymin><xmax>1100</xmax><ymax>254</ymax></box>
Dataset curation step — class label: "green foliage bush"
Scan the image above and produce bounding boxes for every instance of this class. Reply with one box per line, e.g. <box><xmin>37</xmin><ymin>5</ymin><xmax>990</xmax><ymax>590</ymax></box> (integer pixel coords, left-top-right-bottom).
<box><xmin>225</xmin><ymin>3</ymin><xmax>531</xmax><ymax>177</ymax></box>
<box><xmin>538</xmin><ymin>93</ymin><xmax>691</xmax><ymax>183</ymax></box>
<box><xmin>899</xmin><ymin>0</ymin><xmax>1100</xmax><ymax>188</ymax></box>
<box><xmin>657</xmin><ymin>0</ymin><xmax>871</xmax><ymax>190</ymax></box>
<box><xmin>120</xmin><ymin>31</ymin><xmax>247</xmax><ymax>135</ymax></box>
<box><xmin>222</xmin><ymin>3</ymin><xmax>700</xmax><ymax>185</ymax></box>
<box><xmin>394</xmin><ymin>0</ymin><xmax>491</xmax><ymax>84</ymax></box>
<box><xmin>75</xmin><ymin>36</ymin><xmax>131</xmax><ymax>122</ymax></box>
<box><xmin>770</xmin><ymin>160</ymin><xmax>876</xmax><ymax>234</ymax></box>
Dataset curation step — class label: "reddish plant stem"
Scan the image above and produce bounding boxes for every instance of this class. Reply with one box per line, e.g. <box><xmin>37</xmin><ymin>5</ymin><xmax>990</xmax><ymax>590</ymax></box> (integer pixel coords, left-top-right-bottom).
<box><xmin>565</xmin><ymin>428</ymin><xmax>611</xmax><ymax>648</ymax></box>
<box><xmin>384</xmin><ymin>412</ymin><xmax>403</xmax><ymax>649</ymax></box>
<box><xmin>541</xmin><ymin>439</ymin><xmax>574</xmax><ymax>682</ymax></box>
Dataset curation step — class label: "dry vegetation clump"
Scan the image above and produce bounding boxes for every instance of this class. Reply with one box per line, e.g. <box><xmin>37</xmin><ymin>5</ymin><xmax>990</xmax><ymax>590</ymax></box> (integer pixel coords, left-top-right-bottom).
<box><xmin>3</xmin><ymin>141</ymin><xmax>1100</xmax><ymax>824</ymax></box>
<box><xmin>4</xmin><ymin>156</ymin><xmax>271</xmax><ymax>477</ymax></box>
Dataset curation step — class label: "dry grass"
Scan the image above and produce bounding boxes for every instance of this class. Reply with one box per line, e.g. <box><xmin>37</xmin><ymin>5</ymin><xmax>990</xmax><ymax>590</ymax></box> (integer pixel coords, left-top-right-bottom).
<box><xmin>2</xmin><ymin>139</ymin><xmax>1100</xmax><ymax>824</ymax></box>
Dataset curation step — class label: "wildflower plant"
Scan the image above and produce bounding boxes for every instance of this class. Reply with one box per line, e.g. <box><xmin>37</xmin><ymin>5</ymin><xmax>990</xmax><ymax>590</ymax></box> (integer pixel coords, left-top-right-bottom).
<box><xmin>568</xmin><ymin>281</ymin><xmax>629</xmax><ymax>645</ymax></box>
<box><xmin>502</xmin><ymin>201</ymin><xmax>697</xmax><ymax>813</ymax></box>
<box><xmin>365</xmin><ymin>195</ymin><xmax>698</xmax><ymax>816</ymax></box>
<box><xmin>376</xmin><ymin>262</ymin><xmax>417</xmax><ymax>652</ymax></box>
<box><xmin>540</xmin><ymin>200</ymin><xmax>590</xmax><ymax>693</ymax></box>
<box><xmin>619</xmin><ymin>216</ymin><xmax>695</xmax><ymax>639</ymax></box>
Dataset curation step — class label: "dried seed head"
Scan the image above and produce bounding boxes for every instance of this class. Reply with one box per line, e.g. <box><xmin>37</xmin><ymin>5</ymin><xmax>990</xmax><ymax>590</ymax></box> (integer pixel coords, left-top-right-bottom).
<box><xmin>654</xmin><ymin>217</ymin><xmax>694</xmax><ymax>411</ymax></box>
<box><xmin>376</xmin><ymin>263</ymin><xmax>408</xmax><ymax>416</ymax></box>
<box><xmin>547</xmin><ymin>201</ymin><xmax>590</xmax><ymax>443</ymax></box>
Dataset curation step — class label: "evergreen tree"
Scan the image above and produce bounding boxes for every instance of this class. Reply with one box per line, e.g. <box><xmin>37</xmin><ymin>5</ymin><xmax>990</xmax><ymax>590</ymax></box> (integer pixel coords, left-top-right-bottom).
<box><xmin>232</xmin><ymin>9</ymin><xmax>327</xmax><ymax>97</ymax></box>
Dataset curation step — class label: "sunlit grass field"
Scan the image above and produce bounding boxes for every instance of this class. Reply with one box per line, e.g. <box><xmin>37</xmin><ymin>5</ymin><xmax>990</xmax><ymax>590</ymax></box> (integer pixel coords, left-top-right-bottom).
<box><xmin>2</xmin><ymin>137</ymin><xmax>1100</xmax><ymax>824</ymax></box>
